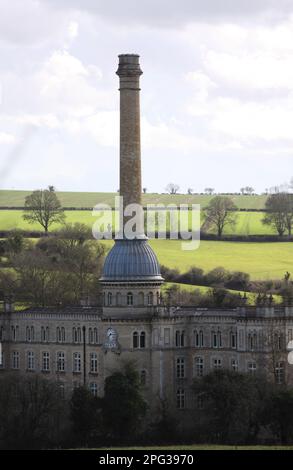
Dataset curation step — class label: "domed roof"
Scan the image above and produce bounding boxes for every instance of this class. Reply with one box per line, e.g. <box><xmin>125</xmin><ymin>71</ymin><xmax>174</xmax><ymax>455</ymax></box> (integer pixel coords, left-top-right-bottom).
<box><xmin>100</xmin><ymin>239</ymin><xmax>163</xmax><ymax>282</ymax></box>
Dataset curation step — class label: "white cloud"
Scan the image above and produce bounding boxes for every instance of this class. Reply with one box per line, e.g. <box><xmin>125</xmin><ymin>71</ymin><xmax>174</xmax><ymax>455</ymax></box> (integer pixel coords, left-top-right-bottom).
<box><xmin>0</xmin><ymin>132</ymin><xmax>15</xmax><ymax>144</ymax></box>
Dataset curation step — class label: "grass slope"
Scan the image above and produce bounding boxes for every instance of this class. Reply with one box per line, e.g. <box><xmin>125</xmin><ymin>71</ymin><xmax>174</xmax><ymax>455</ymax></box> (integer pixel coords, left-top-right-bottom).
<box><xmin>100</xmin><ymin>240</ymin><xmax>292</xmax><ymax>280</ymax></box>
<box><xmin>0</xmin><ymin>190</ymin><xmax>267</xmax><ymax>209</ymax></box>
<box><xmin>0</xmin><ymin>209</ymin><xmax>277</xmax><ymax>235</ymax></box>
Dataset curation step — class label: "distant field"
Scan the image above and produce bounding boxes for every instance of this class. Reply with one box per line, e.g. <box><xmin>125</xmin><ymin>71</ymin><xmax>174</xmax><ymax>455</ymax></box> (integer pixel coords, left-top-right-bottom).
<box><xmin>0</xmin><ymin>209</ymin><xmax>277</xmax><ymax>235</ymax></box>
<box><xmin>100</xmin><ymin>240</ymin><xmax>293</xmax><ymax>280</ymax></box>
<box><xmin>0</xmin><ymin>190</ymin><xmax>267</xmax><ymax>209</ymax></box>
<box><xmin>163</xmin><ymin>282</ymin><xmax>282</xmax><ymax>304</ymax></box>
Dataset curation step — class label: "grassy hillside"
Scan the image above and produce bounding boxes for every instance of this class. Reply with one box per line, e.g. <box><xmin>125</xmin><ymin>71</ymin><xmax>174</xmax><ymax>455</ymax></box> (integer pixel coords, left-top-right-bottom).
<box><xmin>0</xmin><ymin>209</ymin><xmax>276</xmax><ymax>235</ymax></box>
<box><xmin>99</xmin><ymin>240</ymin><xmax>292</xmax><ymax>280</ymax></box>
<box><xmin>162</xmin><ymin>282</ymin><xmax>282</xmax><ymax>304</ymax></box>
<box><xmin>0</xmin><ymin>189</ymin><xmax>267</xmax><ymax>209</ymax></box>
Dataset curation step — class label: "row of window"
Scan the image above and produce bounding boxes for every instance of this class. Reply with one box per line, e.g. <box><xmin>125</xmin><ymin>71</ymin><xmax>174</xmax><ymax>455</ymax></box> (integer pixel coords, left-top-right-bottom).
<box><xmin>104</xmin><ymin>291</ymin><xmax>160</xmax><ymax>307</ymax></box>
<box><xmin>1</xmin><ymin>326</ymin><xmax>289</xmax><ymax>352</ymax></box>
<box><xmin>4</xmin><ymin>326</ymin><xmax>99</xmax><ymax>345</ymax></box>
<box><xmin>8</xmin><ymin>351</ymin><xmax>100</xmax><ymax>374</ymax></box>
<box><xmin>175</xmin><ymin>356</ymin><xmax>285</xmax><ymax>384</ymax></box>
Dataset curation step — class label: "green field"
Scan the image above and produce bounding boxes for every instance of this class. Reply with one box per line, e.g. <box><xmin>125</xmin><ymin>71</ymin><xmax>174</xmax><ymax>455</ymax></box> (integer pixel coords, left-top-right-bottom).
<box><xmin>0</xmin><ymin>190</ymin><xmax>267</xmax><ymax>209</ymax></box>
<box><xmin>99</xmin><ymin>240</ymin><xmax>293</xmax><ymax>280</ymax></box>
<box><xmin>0</xmin><ymin>209</ymin><xmax>277</xmax><ymax>235</ymax></box>
<box><xmin>163</xmin><ymin>282</ymin><xmax>281</xmax><ymax>304</ymax></box>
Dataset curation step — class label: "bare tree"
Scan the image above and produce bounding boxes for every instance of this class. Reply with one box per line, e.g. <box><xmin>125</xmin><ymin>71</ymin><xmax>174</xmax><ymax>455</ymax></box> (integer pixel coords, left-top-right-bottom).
<box><xmin>204</xmin><ymin>188</ymin><xmax>215</xmax><ymax>195</ymax></box>
<box><xmin>204</xmin><ymin>196</ymin><xmax>237</xmax><ymax>237</ymax></box>
<box><xmin>165</xmin><ymin>183</ymin><xmax>180</xmax><ymax>194</ymax></box>
<box><xmin>23</xmin><ymin>187</ymin><xmax>65</xmax><ymax>233</ymax></box>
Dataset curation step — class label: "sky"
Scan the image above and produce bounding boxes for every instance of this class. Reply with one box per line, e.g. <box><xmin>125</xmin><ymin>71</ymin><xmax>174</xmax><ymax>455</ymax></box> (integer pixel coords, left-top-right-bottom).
<box><xmin>1</xmin><ymin>0</ymin><xmax>293</xmax><ymax>194</ymax></box>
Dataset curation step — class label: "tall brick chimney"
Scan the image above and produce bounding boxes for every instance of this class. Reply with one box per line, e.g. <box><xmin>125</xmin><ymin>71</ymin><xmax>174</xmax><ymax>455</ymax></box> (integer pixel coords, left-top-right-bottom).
<box><xmin>116</xmin><ymin>54</ymin><xmax>143</xmax><ymax>236</ymax></box>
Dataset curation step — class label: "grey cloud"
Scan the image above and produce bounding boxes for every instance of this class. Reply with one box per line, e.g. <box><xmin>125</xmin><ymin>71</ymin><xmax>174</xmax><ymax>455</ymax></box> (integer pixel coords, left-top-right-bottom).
<box><xmin>40</xmin><ymin>0</ymin><xmax>293</xmax><ymax>26</ymax></box>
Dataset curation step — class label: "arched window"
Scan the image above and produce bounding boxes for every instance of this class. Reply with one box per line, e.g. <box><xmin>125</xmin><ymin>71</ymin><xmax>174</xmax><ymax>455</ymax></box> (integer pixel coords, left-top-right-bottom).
<box><xmin>93</xmin><ymin>328</ymin><xmax>98</xmax><ymax>344</ymax></box>
<box><xmin>89</xmin><ymin>328</ymin><xmax>93</xmax><ymax>344</ymax></box>
<box><xmin>26</xmin><ymin>326</ymin><xmax>31</xmax><ymax>342</ymax></box>
<box><xmin>156</xmin><ymin>292</ymin><xmax>160</xmax><ymax>305</ymax></box>
<box><xmin>116</xmin><ymin>292</ymin><xmax>121</xmax><ymax>306</ymax></box>
<box><xmin>107</xmin><ymin>292</ymin><xmax>112</xmax><ymax>306</ymax></box>
<box><xmin>133</xmin><ymin>332</ymin><xmax>139</xmax><ymax>349</ymax></box>
<box><xmin>194</xmin><ymin>330</ymin><xmax>204</xmax><ymax>348</ymax></box>
<box><xmin>140</xmin><ymin>331</ymin><xmax>146</xmax><ymax>348</ymax></box>
<box><xmin>175</xmin><ymin>330</ymin><xmax>185</xmax><ymax>348</ymax></box>
<box><xmin>138</xmin><ymin>292</ymin><xmax>144</xmax><ymax>306</ymax></box>
<box><xmin>230</xmin><ymin>331</ymin><xmax>237</xmax><ymax>349</ymax></box>
<box><xmin>147</xmin><ymin>292</ymin><xmax>153</xmax><ymax>306</ymax></box>
<box><xmin>127</xmin><ymin>292</ymin><xmax>133</xmax><ymax>306</ymax></box>
<box><xmin>0</xmin><ymin>326</ymin><xmax>4</xmax><ymax>341</ymax></box>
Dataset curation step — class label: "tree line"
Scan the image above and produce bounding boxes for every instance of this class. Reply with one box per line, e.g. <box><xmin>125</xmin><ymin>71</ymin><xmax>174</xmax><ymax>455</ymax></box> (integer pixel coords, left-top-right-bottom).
<box><xmin>1</xmin><ymin>365</ymin><xmax>293</xmax><ymax>449</ymax></box>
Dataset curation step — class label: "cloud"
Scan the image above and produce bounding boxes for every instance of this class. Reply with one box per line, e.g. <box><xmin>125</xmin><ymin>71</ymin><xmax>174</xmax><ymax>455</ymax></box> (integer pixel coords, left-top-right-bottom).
<box><xmin>40</xmin><ymin>0</ymin><xmax>293</xmax><ymax>27</ymax></box>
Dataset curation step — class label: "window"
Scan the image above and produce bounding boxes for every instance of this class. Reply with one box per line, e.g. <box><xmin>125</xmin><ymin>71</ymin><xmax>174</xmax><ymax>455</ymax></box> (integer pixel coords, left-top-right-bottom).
<box><xmin>248</xmin><ymin>362</ymin><xmax>256</xmax><ymax>374</ymax></box>
<box><xmin>0</xmin><ymin>326</ymin><xmax>4</xmax><ymax>341</ymax></box>
<box><xmin>194</xmin><ymin>357</ymin><xmax>204</xmax><ymax>377</ymax></box>
<box><xmin>274</xmin><ymin>333</ymin><xmax>283</xmax><ymax>351</ymax></box>
<box><xmin>164</xmin><ymin>328</ymin><xmax>170</xmax><ymax>345</ymax></box>
<box><xmin>12</xmin><ymin>351</ymin><xmax>19</xmax><ymax>369</ymax></box>
<box><xmin>140</xmin><ymin>370</ymin><xmax>147</xmax><ymax>386</ymax></box>
<box><xmin>176</xmin><ymin>357</ymin><xmax>185</xmax><ymax>378</ymax></box>
<box><xmin>57</xmin><ymin>327</ymin><xmax>66</xmax><ymax>343</ymax></box>
<box><xmin>133</xmin><ymin>331</ymin><xmax>146</xmax><ymax>349</ymax></box>
<box><xmin>90</xmin><ymin>382</ymin><xmax>98</xmax><ymax>397</ymax></box>
<box><xmin>156</xmin><ymin>292</ymin><xmax>160</xmax><ymax>305</ymax></box>
<box><xmin>248</xmin><ymin>332</ymin><xmax>257</xmax><ymax>351</ymax></box>
<box><xmin>175</xmin><ymin>330</ymin><xmax>185</xmax><ymax>348</ymax></box>
<box><xmin>194</xmin><ymin>330</ymin><xmax>204</xmax><ymax>348</ymax></box>
<box><xmin>212</xmin><ymin>331</ymin><xmax>222</xmax><ymax>348</ymax></box>
<box><xmin>230</xmin><ymin>331</ymin><xmax>237</xmax><ymax>349</ymax></box>
<box><xmin>27</xmin><ymin>351</ymin><xmax>35</xmax><ymax>371</ymax></box>
<box><xmin>288</xmin><ymin>329</ymin><xmax>293</xmax><ymax>342</ymax></box>
<box><xmin>41</xmin><ymin>327</ymin><xmax>49</xmax><ymax>343</ymax></box>
<box><xmin>107</xmin><ymin>292</ymin><xmax>112</xmax><ymax>306</ymax></box>
<box><xmin>140</xmin><ymin>331</ymin><xmax>146</xmax><ymax>348</ymax></box>
<box><xmin>231</xmin><ymin>359</ymin><xmax>238</xmax><ymax>372</ymax></box>
<box><xmin>42</xmin><ymin>352</ymin><xmax>50</xmax><ymax>371</ymax></box>
<box><xmin>275</xmin><ymin>362</ymin><xmax>285</xmax><ymax>384</ymax></box>
<box><xmin>11</xmin><ymin>326</ymin><xmax>18</xmax><ymax>342</ymax></box>
<box><xmin>57</xmin><ymin>352</ymin><xmax>65</xmax><ymax>372</ymax></box>
<box><xmin>90</xmin><ymin>352</ymin><xmax>98</xmax><ymax>373</ymax></box>
<box><xmin>127</xmin><ymin>292</ymin><xmax>133</xmax><ymax>306</ymax></box>
<box><xmin>89</xmin><ymin>328</ymin><xmax>98</xmax><ymax>344</ymax></box>
<box><xmin>73</xmin><ymin>327</ymin><xmax>81</xmax><ymax>344</ymax></box>
<box><xmin>26</xmin><ymin>326</ymin><xmax>34</xmax><ymax>342</ymax></box>
<box><xmin>73</xmin><ymin>352</ymin><xmax>81</xmax><ymax>373</ymax></box>
<box><xmin>147</xmin><ymin>292</ymin><xmax>153</xmax><ymax>306</ymax></box>
<box><xmin>213</xmin><ymin>358</ymin><xmax>222</xmax><ymax>370</ymax></box>
<box><xmin>176</xmin><ymin>388</ymin><xmax>185</xmax><ymax>409</ymax></box>
<box><xmin>133</xmin><ymin>332</ymin><xmax>139</xmax><ymax>349</ymax></box>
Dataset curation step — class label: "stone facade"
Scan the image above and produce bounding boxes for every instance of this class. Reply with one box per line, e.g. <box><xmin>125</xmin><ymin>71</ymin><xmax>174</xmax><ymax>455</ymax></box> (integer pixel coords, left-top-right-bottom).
<box><xmin>0</xmin><ymin>305</ymin><xmax>292</xmax><ymax>420</ymax></box>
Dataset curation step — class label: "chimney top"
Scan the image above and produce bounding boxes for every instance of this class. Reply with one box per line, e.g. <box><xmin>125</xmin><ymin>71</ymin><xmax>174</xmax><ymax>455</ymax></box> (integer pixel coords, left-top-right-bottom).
<box><xmin>116</xmin><ymin>54</ymin><xmax>142</xmax><ymax>77</ymax></box>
